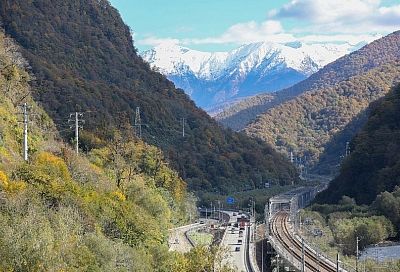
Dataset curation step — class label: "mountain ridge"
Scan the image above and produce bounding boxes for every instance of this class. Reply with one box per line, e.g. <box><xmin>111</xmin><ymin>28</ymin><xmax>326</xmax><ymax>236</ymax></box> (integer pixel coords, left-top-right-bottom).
<box><xmin>316</xmin><ymin>84</ymin><xmax>400</xmax><ymax>205</ymax></box>
<box><xmin>142</xmin><ymin>41</ymin><xmax>354</xmax><ymax>109</ymax></box>
<box><xmin>0</xmin><ymin>29</ymin><xmax>214</xmax><ymax>271</ymax></box>
<box><xmin>216</xmin><ymin>31</ymin><xmax>400</xmax><ymax>131</ymax></box>
<box><xmin>0</xmin><ymin>0</ymin><xmax>299</xmax><ymax>193</ymax></box>
<box><xmin>244</xmin><ymin>61</ymin><xmax>400</xmax><ymax>169</ymax></box>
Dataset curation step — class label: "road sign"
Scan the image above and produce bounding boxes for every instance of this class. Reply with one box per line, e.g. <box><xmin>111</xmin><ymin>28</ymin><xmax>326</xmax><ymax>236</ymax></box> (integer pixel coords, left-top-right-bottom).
<box><xmin>227</xmin><ymin>197</ymin><xmax>235</xmax><ymax>204</ymax></box>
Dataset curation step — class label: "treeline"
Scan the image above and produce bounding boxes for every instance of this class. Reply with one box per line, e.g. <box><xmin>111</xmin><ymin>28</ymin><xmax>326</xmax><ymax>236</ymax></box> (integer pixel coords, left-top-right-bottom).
<box><xmin>0</xmin><ymin>0</ymin><xmax>298</xmax><ymax>193</ymax></box>
<box><xmin>308</xmin><ymin>195</ymin><xmax>397</xmax><ymax>255</ymax></box>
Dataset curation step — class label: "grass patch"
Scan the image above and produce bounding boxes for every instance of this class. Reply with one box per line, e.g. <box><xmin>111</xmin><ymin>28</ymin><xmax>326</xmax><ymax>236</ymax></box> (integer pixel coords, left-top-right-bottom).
<box><xmin>188</xmin><ymin>230</ymin><xmax>214</xmax><ymax>246</ymax></box>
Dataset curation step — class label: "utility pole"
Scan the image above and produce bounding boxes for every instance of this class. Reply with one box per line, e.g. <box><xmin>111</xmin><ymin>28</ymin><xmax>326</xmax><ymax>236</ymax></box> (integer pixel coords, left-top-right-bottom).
<box><xmin>68</xmin><ymin>112</ymin><xmax>84</xmax><ymax>155</ymax></box>
<box><xmin>181</xmin><ymin>118</ymin><xmax>186</xmax><ymax>137</ymax></box>
<box><xmin>336</xmin><ymin>252</ymin><xmax>340</xmax><ymax>272</ymax></box>
<box><xmin>345</xmin><ymin>141</ymin><xmax>350</xmax><ymax>157</ymax></box>
<box><xmin>134</xmin><ymin>107</ymin><xmax>142</xmax><ymax>139</ymax></box>
<box><xmin>218</xmin><ymin>201</ymin><xmax>221</xmax><ymax>221</ymax></box>
<box><xmin>301</xmin><ymin>238</ymin><xmax>305</xmax><ymax>272</ymax></box>
<box><xmin>253</xmin><ymin>199</ymin><xmax>256</xmax><ymax>219</ymax></box>
<box><xmin>276</xmin><ymin>254</ymin><xmax>280</xmax><ymax>272</ymax></box>
<box><xmin>20</xmin><ymin>103</ymin><xmax>29</xmax><ymax>161</ymax></box>
<box><xmin>261</xmin><ymin>238</ymin><xmax>264</xmax><ymax>272</ymax></box>
<box><xmin>356</xmin><ymin>236</ymin><xmax>360</xmax><ymax>272</ymax></box>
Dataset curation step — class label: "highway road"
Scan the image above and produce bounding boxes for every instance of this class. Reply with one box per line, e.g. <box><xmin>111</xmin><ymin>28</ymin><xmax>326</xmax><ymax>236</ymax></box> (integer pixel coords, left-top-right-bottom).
<box><xmin>168</xmin><ymin>219</ymin><xmax>218</xmax><ymax>253</ymax></box>
<box><xmin>220</xmin><ymin>211</ymin><xmax>252</xmax><ymax>272</ymax></box>
<box><xmin>168</xmin><ymin>223</ymin><xmax>200</xmax><ymax>253</ymax></box>
<box><xmin>270</xmin><ymin>212</ymin><xmax>339</xmax><ymax>272</ymax></box>
<box><xmin>169</xmin><ymin>211</ymin><xmax>255</xmax><ymax>272</ymax></box>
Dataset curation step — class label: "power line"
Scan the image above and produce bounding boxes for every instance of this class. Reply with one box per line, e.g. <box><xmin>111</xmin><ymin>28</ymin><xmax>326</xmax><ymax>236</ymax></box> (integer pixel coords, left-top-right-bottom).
<box><xmin>68</xmin><ymin>112</ymin><xmax>84</xmax><ymax>154</ymax></box>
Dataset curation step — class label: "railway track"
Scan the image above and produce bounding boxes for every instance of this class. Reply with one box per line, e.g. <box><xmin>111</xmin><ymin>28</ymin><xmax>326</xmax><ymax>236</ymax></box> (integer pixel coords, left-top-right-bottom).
<box><xmin>270</xmin><ymin>212</ymin><xmax>338</xmax><ymax>272</ymax></box>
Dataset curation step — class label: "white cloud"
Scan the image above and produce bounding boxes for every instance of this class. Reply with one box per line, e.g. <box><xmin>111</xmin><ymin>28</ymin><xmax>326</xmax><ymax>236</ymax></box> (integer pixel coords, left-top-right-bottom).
<box><xmin>298</xmin><ymin>33</ymin><xmax>382</xmax><ymax>45</ymax></box>
<box><xmin>183</xmin><ymin>20</ymin><xmax>287</xmax><ymax>45</ymax></box>
<box><xmin>272</xmin><ymin>0</ymin><xmax>380</xmax><ymax>24</ymax></box>
<box><xmin>181</xmin><ymin>19</ymin><xmax>384</xmax><ymax>46</ymax></box>
<box><xmin>376</xmin><ymin>5</ymin><xmax>400</xmax><ymax>25</ymax></box>
<box><xmin>270</xmin><ymin>0</ymin><xmax>400</xmax><ymax>32</ymax></box>
<box><xmin>138</xmin><ymin>0</ymin><xmax>400</xmax><ymax>49</ymax></box>
<box><xmin>138</xmin><ymin>37</ymin><xmax>180</xmax><ymax>47</ymax></box>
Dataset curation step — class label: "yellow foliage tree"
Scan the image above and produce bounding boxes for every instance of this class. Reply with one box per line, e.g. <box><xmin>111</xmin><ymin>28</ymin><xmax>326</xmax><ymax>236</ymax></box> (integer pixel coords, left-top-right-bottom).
<box><xmin>0</xmin><ymin>170</ymin><xmax>8</xmax><ymax>187</ymax></box>
<box><xmin>34</xmin><ymin>152</ymin><xmax>72</xmax><ymax>182</ymax></box>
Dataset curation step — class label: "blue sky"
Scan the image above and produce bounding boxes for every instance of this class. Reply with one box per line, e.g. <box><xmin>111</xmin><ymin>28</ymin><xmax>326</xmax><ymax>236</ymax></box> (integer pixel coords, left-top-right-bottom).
<box><xmin>109</xmin><ymin>0</ymin><xmax>400</xmax><ymax>52</ymax></box>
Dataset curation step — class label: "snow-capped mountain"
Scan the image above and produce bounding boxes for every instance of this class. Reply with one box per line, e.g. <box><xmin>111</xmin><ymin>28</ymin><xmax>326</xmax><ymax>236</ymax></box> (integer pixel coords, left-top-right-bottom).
<box><xmin>142</xmin><ymin>41</ymin><xmax>354</xmax><ymax>110</ymax></box>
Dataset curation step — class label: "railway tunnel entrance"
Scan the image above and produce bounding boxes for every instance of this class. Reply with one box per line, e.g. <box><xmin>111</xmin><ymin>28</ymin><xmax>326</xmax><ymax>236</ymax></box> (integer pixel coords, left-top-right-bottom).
<box><xmin>265</xmin><ymin>186</ymin><xmax>322</xmax><ymax>235</ymax></box>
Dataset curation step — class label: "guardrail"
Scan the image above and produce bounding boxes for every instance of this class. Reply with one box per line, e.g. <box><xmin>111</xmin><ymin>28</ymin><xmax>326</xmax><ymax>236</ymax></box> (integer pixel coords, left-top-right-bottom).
<box><xmin>185</xmin><ymin>229</ymin><xmax>197</xmax><ymax>247</ymax></box>
<box><xmin>268</xmin><ymin>235</ymin><xmax>304</xmax><ymax>271</ymax></box>
<box><xmin>248</xmin><ymin>222</ymin><xmax>260</xmax><ymax>272</ymax></box>
<box><xmin>244</xmin><ymin>225</ymin><xmax>254</xmax><ymax>272</ymax></box>
<box><xmin>168</xmin><ymin>222</ymin><xmax>200</xmax><ymax>232</ymax></box>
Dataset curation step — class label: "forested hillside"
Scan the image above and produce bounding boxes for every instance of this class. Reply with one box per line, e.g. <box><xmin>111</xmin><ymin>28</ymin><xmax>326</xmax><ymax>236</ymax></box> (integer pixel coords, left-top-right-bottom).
<box><xmin>216</xmin><ymin>31</ymin><xmax>400</xmax><ymax>131</ymax></box>
<box><xmin>245</xmin><ymin>61</ymin><xmax>400</xmax><ymax>171</ymax></box>
<box><xmin>0</xmin><ymin>0</ymin><xmax>298</xmax><ymax>193</ymax></box>
<box><xmin>316</xmin><ymin>84</ymin><xmax>400</xmax><ymax>205</ymax></box>
<box><xmin>0</xmin><ymin>30</ymin><xmax>222</xmax><ymax>271</ymax></box>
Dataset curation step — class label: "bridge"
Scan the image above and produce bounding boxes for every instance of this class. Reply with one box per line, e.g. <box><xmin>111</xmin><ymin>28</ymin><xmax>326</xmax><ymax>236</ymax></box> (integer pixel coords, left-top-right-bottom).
<box><xmin>265</xmin><ymin>185</ymin><xmax>349</xmax><ymax>272</ymax></box>
<box><xmin>265</xmin><ymin>186</ymin><xmax>327</xmax><ymax>232</ymax></box>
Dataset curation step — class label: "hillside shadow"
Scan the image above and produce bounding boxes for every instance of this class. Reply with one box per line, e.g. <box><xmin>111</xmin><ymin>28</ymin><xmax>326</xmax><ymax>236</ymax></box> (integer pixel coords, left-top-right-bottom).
<box><xmin>312</xmin><ymin>109</ymin><xmax>370</xmax><ymax>175</ymax></box>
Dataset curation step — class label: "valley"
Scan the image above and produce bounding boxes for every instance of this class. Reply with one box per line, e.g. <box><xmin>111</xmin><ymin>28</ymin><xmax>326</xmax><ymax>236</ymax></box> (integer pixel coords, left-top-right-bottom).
<box><xmin>0</xmin><ymin>0</ymin><xmax>399</xmax><ymax>271</ymax></box>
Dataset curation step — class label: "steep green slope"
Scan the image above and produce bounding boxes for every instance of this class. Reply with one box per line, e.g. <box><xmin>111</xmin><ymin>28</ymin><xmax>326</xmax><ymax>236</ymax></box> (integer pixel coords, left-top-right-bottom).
<box><xmin>314</xmin><ymin>110</ymin><xmax>369</xmax><ymax>175</ymax></box>
<box><xmin>316</xmin><ymin>84</ymin><xmax>400</xmax><ymax>204</ymax></box>
<box><xmin>0</xmin><ymin>0</ymin><xmax>298</xmax><ymax>193</ymax></box>
<box><xmin>216</xmin><ymin>31</ymin><xmax>400</xmax><ymax>131</ymax></box>
<box><xmin>0</xmin><ymin>31</ymin><xmax>237</xmax><ymax>272</ymax></box>
<box><xmin>244</xmin><ymin>61</ymin><xmax>400</xmax><ymax>169</ymax></box>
